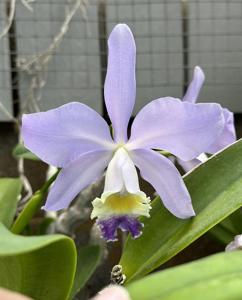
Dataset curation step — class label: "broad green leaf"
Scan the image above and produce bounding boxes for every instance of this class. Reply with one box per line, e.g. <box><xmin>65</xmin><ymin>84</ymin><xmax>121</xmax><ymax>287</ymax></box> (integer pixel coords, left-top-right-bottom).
<box><xmin>209</xmin><ymin>212</ymin><xmax>240</xmax><ymax>244</ymax></box>
<box><xmin>127</xmin><ymin>251</ymin><xmax>242</xmax><ymax>300</ymax></box>
<box><xmin>120</xmin><ymin>139</ymin><xmax>242</xmax><ymax>282</ymax></box>
<box><xmin>11</xmin><ymin>171</ymin><xmax>59</xmax><ymax>234</ymax></box>
<box><xmin>0</xmin><ymin>178</ymin><xmax>22</xmax><ymax>227</ymax></box>
<box><xmin>209</xmin><ymin>223</ymin><xmax>234</xmax><ymax>244</ymax></box>
<box><xmin>70</xmin><ymin>245</ymin><xmax>101</xmax><ymax>299</ymax></box>
<box><xmin>227</xmin><ymin>208</ymin><xmax>242</xmax><ymax>233</ymax></box>
<box><xmin>0</xmin><ymin>223</ymin><xmax>76</xmax><ymax>300</ymax></box>
<box><xmin>12</xmin><ymin>144</ymin><xmax>39</xmax><ymax>161</ymax></box>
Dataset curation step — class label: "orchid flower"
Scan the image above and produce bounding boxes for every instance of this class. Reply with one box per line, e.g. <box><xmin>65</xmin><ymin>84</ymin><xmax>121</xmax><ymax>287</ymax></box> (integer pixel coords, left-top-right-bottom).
<box><xmin>22</xmin><ymin>24</ymin><xmax>225</xmax><ymax>241</ymax></box>
<box><xmin>178</xmin><ymin>66</ymin><xmax>236</xmax><ymax>172</ymax></box>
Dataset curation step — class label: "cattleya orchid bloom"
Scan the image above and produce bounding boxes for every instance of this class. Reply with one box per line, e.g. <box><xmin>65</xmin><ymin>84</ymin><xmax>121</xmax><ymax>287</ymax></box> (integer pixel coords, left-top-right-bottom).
<box><xmin>178</xmin><ymin>66</ymin><xmax>236</xmax><ymax>172</ymax></box>
<box><xmin>22</xmin><ymin>24</ymin><xmax>225</xmax><ymax>241</ymax></box>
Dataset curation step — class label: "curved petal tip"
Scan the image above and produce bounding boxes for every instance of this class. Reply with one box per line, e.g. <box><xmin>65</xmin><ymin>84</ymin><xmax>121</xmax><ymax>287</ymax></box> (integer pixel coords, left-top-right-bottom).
<box><xmin>111</xmin><ymin>23</ymin><xmax>133</xmax><ymax>35</ymax></box>
<box><xmin>194</xmin><ymin>65</ymin><xmax>205</xmax><ymax>81</ymax></box>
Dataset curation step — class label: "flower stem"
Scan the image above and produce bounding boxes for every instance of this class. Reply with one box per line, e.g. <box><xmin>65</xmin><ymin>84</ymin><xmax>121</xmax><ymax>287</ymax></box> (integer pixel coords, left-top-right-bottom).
<box><xmin>11</xmin><ymin>170</ymin><xmax>59</xmax><ymax>234</ymax></box>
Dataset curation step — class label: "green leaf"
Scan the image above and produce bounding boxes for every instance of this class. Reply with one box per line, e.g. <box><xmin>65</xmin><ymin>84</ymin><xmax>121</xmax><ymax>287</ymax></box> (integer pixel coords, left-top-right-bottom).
<box><xmin>0</xmin><ymin>223</ymin><xmax>76</xmax><ymax>300</ymax></box>
<box><xmin>11</xmin><ymin>190</ymin><xmax>44</xmax><ymax>234</ymax></box>
<box><xmin>0</xmin><ymin>178</ymin><xmax>22</xmax><ymax>228</ymax></box>
<box><xmin>70</xmin><ymin>245</ymin><xmax>101</xmax><ymax>299</ymax></box>
<box><xmin>11</xmin><ymin>171</ymin><xmax>59</xmax><ymax>234</ymax></box>
<box><xmin>209</xmin><ymin>209</ymin><xmax>242</xmax><ymax>244</ymax></box>
<box><xmin>12</xmin><ymin>144</ymin><xmax>40</xmax><ymax>161</ymax></box>
<box><xmin>209</xmin><ymin>213</ymin><xmax>240</xmax><ymax>244</ymax></box>
<box><xmin>127</xmin><ymin>251</ymin><xmax>242</xmax><ymax>300</ymax></box>
<box><xmin>227</xmin><ymin>208</ymin><xmax>242</xmax><ymax>233</ymax></box>
<box><xmin>120</xmin><ymin>139</ymin><xmax>242</xmax><ymax>282</ymax></box>
<box><xmin>209</xmin><ymin>223</ymin><xmax>234</xmax><ymax>244</ymax></box>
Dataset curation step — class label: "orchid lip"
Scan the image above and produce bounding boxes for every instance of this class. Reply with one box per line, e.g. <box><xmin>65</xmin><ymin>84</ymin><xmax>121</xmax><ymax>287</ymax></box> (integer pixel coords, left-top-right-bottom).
<box><xmin>97</xmin><ymin>215</ymin><xmax>144</xmax><ymax>242</ymax></box>
<box><xmin>91</xmin><ymin>191</ymin><xmax>151</xmax><ymax>220</ymax></box>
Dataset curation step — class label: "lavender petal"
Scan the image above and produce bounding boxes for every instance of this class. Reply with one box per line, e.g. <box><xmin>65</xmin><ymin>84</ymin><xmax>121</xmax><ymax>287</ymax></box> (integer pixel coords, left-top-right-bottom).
<box><xmin>182</xmin><ymin>66</ymin><xmax>205</xmax><ymax>103</ymax></box>
<box><xmin>22</xmin><ymin>102</ymin><xmax>114</xmax><ymax>167</ymax></box>
<box><xmin>104</xmin><ymin>24</ymin><xmax>136</xmax><ymax>143</ymax></box>
<box><xmin>128</xmin><ymin>97</ymin><xmax>224</xmax><ymax>161</ymax></box>
<box><xmin>43</xmin><ymin>150</ymin><xmax>112</xmax><ymax>211</ymax></box>
<box><xmin>130</xmin><ymin>148</ymin><xmax>195</xmax><ymax>219</ymax></box>
<box><xmin>206</xmin><ymin>108</ymin><xmax>236</xmax><ymax>153</ymax></box>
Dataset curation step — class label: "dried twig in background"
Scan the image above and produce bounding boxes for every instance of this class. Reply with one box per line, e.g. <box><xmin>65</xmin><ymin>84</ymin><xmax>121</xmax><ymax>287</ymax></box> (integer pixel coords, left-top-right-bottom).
<box><xmin>0</xmin><ymin>0</ymin><xmax>34</xmax><ymax>39</ymax></box>
<box><xmin>0</xmin><ymin>0</ymin><xmax>16</xmax><ymax>39</ymax></box>
<box><xmin>20</xmin><ymin>0</ymin><xmax>35</xmax><ymax>12</ymax></box>
<box><xmin>0</xmin><ymin>100</ymin><xmax>17</xmax><ymax>122</ymax></box>
<box><xmin>17</xmin><ymin>0</ymin><xmax>88</xmax><ymax>113</ymax></box>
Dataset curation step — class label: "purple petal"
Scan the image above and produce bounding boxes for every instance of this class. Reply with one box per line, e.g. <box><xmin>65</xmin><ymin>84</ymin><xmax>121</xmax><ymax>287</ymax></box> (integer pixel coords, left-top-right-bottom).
<box><xmin>206</xmin><ymin>108</ymin><xmax>236</xmax><ymax>153</ymax></box>
<box><xmin>177</xmin><ymin>158</ymin><xmax>201</xmax><ymax>173</ymax></box>
<box><xmin>128</xmin><ymin>97</ymin><xmax>224</xmax><ymax>161</ymax></box>
<box><xmin>183</xmin><ymin>66</ymin><xmax>205</xmax><ymax>103</ymax></box>
<box><xmin>43</xmin><ymin>150</ymin><xmax>112</xmax><ymax>211</ymax></box>
<box><xmin>22</xmin><ymin>102</ymin><xmax>114</xmax><ymax>167</ymax></box>
<box><xmin>130</xmin><ymin>149</ymin><xmax>195</xmax><ymax>218</ymax></box>
<box><xmin>104</xmin><ymin>24</ymin><xmax>136</xmax><ymax>143</ymax></box>
<box><xmin>97</xmin><ymin>216</ymin><xmax>143</xmax><ymax>242</ymax></box>
<box><xmin>177</xmin><ymin>153</ymin><xmax>208</xmax><ymax>173</ymax></box>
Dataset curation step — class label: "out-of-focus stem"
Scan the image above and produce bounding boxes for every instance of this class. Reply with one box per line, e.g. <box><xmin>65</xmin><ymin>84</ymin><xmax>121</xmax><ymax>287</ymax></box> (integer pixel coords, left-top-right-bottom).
<box><xmin>11</xmin><ymin>170</ymin><xmax>59</xmax><ymax>234</ymax></box>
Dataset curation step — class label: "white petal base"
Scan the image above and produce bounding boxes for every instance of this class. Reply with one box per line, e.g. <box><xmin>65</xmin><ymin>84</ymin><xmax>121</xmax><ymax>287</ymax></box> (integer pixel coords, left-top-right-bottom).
<box><xmin>91</xmin><ymin>191</ymin><xmax>151</xmax><ymax>219</ymax></box>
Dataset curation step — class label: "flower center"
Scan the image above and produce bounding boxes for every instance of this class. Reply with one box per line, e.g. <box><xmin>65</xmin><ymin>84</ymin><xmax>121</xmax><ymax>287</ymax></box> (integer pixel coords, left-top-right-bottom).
<box><xmin>105</xmin><ymin>193</ymin><xmax>145</xmax><ymax>214</ymax></box>
<box><xmin>113</xmin><ymin>141</ymin><xmax>130</xmax><ymax>152</ymax></box>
